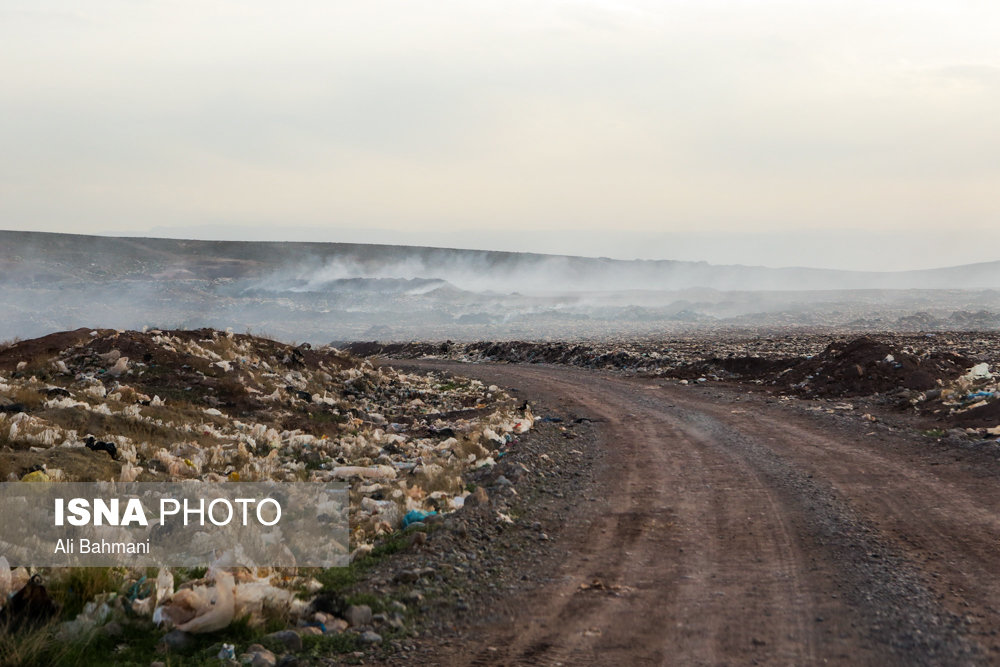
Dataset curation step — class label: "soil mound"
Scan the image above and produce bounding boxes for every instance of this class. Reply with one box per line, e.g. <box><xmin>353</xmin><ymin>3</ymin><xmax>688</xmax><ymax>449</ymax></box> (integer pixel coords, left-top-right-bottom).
<box><xmin>780</xmin><ymin>337</ymin><xmax>973</xmax><ymax>398</ymax></box>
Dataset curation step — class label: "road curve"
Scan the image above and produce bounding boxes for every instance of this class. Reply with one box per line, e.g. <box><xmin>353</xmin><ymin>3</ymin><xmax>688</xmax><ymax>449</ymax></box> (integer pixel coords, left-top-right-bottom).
<box><xmin>391</xmin><ymin>360</ymin><xmax>1000</xmax><ymax>666</ymax></box>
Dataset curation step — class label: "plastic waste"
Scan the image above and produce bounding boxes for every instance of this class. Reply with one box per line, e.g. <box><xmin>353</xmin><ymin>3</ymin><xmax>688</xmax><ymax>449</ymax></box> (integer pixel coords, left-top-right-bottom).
<box><xmin>402</xmin><ymin>509</ymin><xmax>437</xmax><ymax>528</ymax></box>
<box><xmin>234</xmin><ymin>580</ymin><xmax>302</xmax><ymax>625</ymax></box>
<box><xmin>218</xmin><ymin>643</ymin><xmax>236</xmax><ymax>660</ymax></box>
<box><xmin>57</xmin><ymin>592</ymin><xmax>117</xmax><ymax>640</ymax></box>
<box><xmin>20</xmin><ymin>470</ymin><xmax>50</xmax><ymax>482</ymax></box>
<box><xmin>962</xmin><ymin>363</ymin><xmax>993</xmax><ymax>383</ymax></box>
<box><xmin>154</xmin><ymin>569</ymin><xmax>235</xmax><ymax>634</ymax></box>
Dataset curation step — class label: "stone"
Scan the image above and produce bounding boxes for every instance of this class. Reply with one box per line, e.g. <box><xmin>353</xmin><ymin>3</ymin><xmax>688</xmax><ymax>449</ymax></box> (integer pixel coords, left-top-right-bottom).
<box><xmin>298</xmin><ymin>626</ymin><xmax>323</xmax><ymax>636</ymax></box>
<box><xmin>393</xmin><ymin>569</ymin><xmax>420</xmax><ymax>584</ymax></box>
<box><xmin>359</xmin><ymin>630</ymin><xmax>383</xmax><ymax>645</ymax></box>
<box><xmin>344</xmin><ymin>604</ymin><xmax>373</xmax><ymax>627</ymax></box>
<box><xmin>265</xmin><ymin>629</ymin><xmax>303</xmax><ymax>652</ymax></box>
<box><xmin>240</xmin><ymin>645</ymin><xmax>276</xmax><ymax>667</ymax></box>
<box><xmin>324</xmin><ymin>618</ymin><xmax>349</xmax><ymax>634</ymax></box>
<box><xmin>312</xmin><ymin>611</ymin><xmax>334</xmax><ymax>626</ymax></box>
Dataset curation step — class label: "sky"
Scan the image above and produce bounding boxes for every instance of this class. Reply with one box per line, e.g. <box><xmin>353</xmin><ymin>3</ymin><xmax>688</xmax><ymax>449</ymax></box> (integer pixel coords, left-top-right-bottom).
<box><xmin>1</xmin><ymin>0</ymin><xmax>998</xmax><ymax>271</ymax></box>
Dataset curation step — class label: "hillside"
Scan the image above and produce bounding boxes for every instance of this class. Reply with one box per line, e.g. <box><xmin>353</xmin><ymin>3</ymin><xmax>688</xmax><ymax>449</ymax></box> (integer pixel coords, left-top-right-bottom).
<box><xmin>2</xmin><ymin>230</ymin><xmax>1000</xmax><ymax>341</ymax></box>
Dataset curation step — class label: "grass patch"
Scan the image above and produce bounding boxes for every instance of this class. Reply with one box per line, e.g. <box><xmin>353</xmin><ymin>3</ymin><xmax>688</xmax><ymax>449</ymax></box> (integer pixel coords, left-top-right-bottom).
<box><xmin>49</xmin><ymin>568</ymin><xmax>127</xmax><ymax>620</ymax></box>
<box><xmin>301</xmin><ymin>631</ymin><xmax>360</xmax><ymax>658</ymax></box>
<box><xmin>4</xmin><ymin>386</ymin><xmax>46</xmax><ymax>410</ymax></box>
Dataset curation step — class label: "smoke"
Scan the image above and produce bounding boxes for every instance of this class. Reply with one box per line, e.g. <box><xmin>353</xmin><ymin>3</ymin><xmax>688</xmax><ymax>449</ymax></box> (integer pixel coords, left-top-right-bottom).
<box><xmin>2</xmin><ymin>231</ymin><xmax>1000</xmax><ymax>344</ymax></box>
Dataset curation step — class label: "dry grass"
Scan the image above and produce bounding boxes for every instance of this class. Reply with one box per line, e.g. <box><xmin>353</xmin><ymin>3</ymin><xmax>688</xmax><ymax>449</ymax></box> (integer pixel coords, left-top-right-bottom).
<box><xmin>0</xmin><ymin>619</ymin><xmax>73</xmax><ymax>666</ymax></box>
<box><xmin>412</xmin><ymin>457</ymin><xmax>466</xmax><ymax>496</ymax></box>
<box><xmin>37</xmin><ymin>408</ymin><xmax>184</xmax><ymax>449</ymax></box>
<box><xmin>4</xmin><ymin>386</ymin><xmax>45</xmax><ymax>410</ymax></box>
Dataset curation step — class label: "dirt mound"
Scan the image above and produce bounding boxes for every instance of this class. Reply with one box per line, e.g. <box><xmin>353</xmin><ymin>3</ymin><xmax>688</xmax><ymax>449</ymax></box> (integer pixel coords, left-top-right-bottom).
<box><xmin>779</xmin><ymin>337</ymin><xmax>973</xmax><ymax>398</ymax></box>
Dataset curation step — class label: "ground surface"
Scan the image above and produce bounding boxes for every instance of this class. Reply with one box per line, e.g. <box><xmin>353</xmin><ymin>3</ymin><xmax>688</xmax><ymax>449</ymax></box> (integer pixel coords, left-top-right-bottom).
<box><xmin>383</xmin><ymin>360</ymin><xmax>1000</xmax><ymax>666</ymax></box>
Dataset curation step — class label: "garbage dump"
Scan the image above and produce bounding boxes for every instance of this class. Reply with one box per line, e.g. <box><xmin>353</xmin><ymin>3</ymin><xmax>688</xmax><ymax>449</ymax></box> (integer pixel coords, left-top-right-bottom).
<box><xmin>350</xmin><ymin>332</ymin><xmax>1000</xmax><ymax>437</ymax></box>
<box><xmin>0</xmin><ymin>327</ymin><xmax>534</xmax><ymax>646</ymax></box>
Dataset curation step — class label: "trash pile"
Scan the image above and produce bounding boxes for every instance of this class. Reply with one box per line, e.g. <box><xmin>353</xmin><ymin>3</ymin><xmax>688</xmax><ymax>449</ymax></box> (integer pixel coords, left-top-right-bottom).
<box><xmin>346</xmin><ymin>339</ymin><xmax>681</xmax><ymax>373</ymax></box>
<box><xmin>908</xmin><ymin>362</ymin><xmax>1000</xmax><ymax>433</ymax></box>
<box><xmin>0</xmin><ymin>327</ymin><xmax>533</xmax><ymax>647</ymax></box>
<box><xmin>773</xmin><ymin>337</ymin><xmax>974</xmax><ymax>398</ymax></box>
<box><xmin>351</xmin><ymin>334</ymin><xmax>1000</xmax><ymax>435</ymax></box>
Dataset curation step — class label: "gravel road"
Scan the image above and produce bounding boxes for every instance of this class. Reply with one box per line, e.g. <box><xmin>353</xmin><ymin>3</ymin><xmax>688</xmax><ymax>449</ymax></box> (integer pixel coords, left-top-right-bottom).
<box><xmin>392</xmin><ymin>360</ymin><xmax>1000</xmax><ymax>666</ymax></box>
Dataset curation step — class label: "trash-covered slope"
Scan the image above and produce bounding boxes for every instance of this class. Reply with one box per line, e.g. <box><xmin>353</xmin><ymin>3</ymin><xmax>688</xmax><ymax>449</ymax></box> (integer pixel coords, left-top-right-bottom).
<box><xmin>0</xmin><ymin>328</ymin><xmax>532</xmax><ymax>547</ymax></box>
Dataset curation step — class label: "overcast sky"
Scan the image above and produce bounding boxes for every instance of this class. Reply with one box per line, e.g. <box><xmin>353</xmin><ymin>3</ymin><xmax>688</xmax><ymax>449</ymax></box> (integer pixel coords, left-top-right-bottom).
<box><xmin>1</xmin><ymin>0</ymin><xmax>998</xmax><ymax>271</ymax></box>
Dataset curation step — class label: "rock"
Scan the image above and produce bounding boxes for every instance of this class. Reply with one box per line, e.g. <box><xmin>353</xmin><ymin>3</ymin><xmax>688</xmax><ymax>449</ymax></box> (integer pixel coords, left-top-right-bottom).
<box><xmin>240</xmin><ymin>644</ymin><xmax>276</xmax><ymax>667</ymax></box>
<box><xmin>312</xmin><ymin>611</ymin><xmax>335</xmax><ymax>626</ymax></box>
<box><xmin>450</xmin><ymin>520</ymin><xmax>469</xmax><ymax>539</ymax></box>
<box><xmin>394</xmin><ymin>569</ymin><xmax>421</xmax><ymax>584</ymax></box>
<box><xmin>344</xmin><ymin>604</ymin><xmax>372</xmax><ymax>627</ymax></box>
<box><xmin>158</xmin><ymin>629</ymin><xmax>195</xmax><ymax>653</ymax></box>
<box><xmin>359</xmin><ymin>630</ymin><xmax>383</xmax><ymax>645</ymax></box>
<box><xmin>276</xmin><ymin>656</ymin><xmax>301</xmax><ymax>667</ymax></box>
<box><xmin>403</xmin><ymin>590</ymin><xmax>424</xmax><ymax>604</ymax></box>
<box><xmin>150</xmin><ymin>662</ymin><xmax>166</xmax><ymax>667</ymax></box>
<box><xmin>389</xmin><ymin>600</ymin><xmax>407</xmax><ymax>613</ymax></box>
<box><xmin>265</xmin><ymin>629</ymin><xmax>303</xmax><ymax>652</ymax></box>
<box><xmin>298</xmin><ymin>626</ymin><xmax>323</xmax><ymax>636</ymax></box>
<box><xmin>322</xmin><ymin>619</ymin><xmax>348</xmax><ymax>634</ymax></box>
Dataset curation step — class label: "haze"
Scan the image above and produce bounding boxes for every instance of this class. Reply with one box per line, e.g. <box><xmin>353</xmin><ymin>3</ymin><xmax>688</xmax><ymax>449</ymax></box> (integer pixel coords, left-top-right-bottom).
<box><xmin>1</xmin><ymin>1</ymin><xmax>999</xmax><ymax>270</ymax></box>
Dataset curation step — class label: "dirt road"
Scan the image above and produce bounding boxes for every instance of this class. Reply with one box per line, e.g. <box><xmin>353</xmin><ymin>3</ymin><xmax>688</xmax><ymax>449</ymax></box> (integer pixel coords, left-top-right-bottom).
<box><xmin>395</xmin><ymin>360</ymin><xmax>1000</xmax><ymax>666</ymax></box>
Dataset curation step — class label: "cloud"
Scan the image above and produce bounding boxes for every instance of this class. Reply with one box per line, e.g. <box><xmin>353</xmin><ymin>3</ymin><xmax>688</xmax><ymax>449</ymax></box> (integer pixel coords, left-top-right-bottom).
<box><xmin>1</xmin><ymin>0</ymin><xmax>999</xmax><ymax>269</ymax></box>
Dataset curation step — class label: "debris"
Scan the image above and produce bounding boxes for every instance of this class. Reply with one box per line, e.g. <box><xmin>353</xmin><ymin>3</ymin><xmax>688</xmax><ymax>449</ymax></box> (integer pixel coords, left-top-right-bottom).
<box><xmin>154</xmin><ymin>569</ymin><xmax>235</xmax><ymax>634</ymax></box>
<box><xmin>84</xmin><ymin>435</ymin><xmax>118</xmax><ymax>460</ymax></box>
<box><xmin>0</xmin><ymin>574</ymin><xmax>58</xmax><ymax>630</ymax></box>
<box><xmin>402</xmin><ymin>509</ymin><xmax>437</xmax><ymax>528</ymax></box>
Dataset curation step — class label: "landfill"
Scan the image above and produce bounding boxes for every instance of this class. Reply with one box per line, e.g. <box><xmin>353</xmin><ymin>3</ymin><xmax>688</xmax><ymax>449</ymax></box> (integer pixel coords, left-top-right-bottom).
<box><xmin>0</xmin><ymin>327</ymin><xmax>533</xmax><ymax>648</ymax></box>
<box><xmin>351</xmin><ymin>332</ymin><xmax>1000</xmax><ymax>437</ymax></box>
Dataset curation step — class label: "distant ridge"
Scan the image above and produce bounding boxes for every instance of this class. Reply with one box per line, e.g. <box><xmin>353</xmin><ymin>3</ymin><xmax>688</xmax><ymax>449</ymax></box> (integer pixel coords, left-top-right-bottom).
<box><xmin>2</xmin><ymin>229</ymin><xmax>998</xmax><ymax>292</ymax></box>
